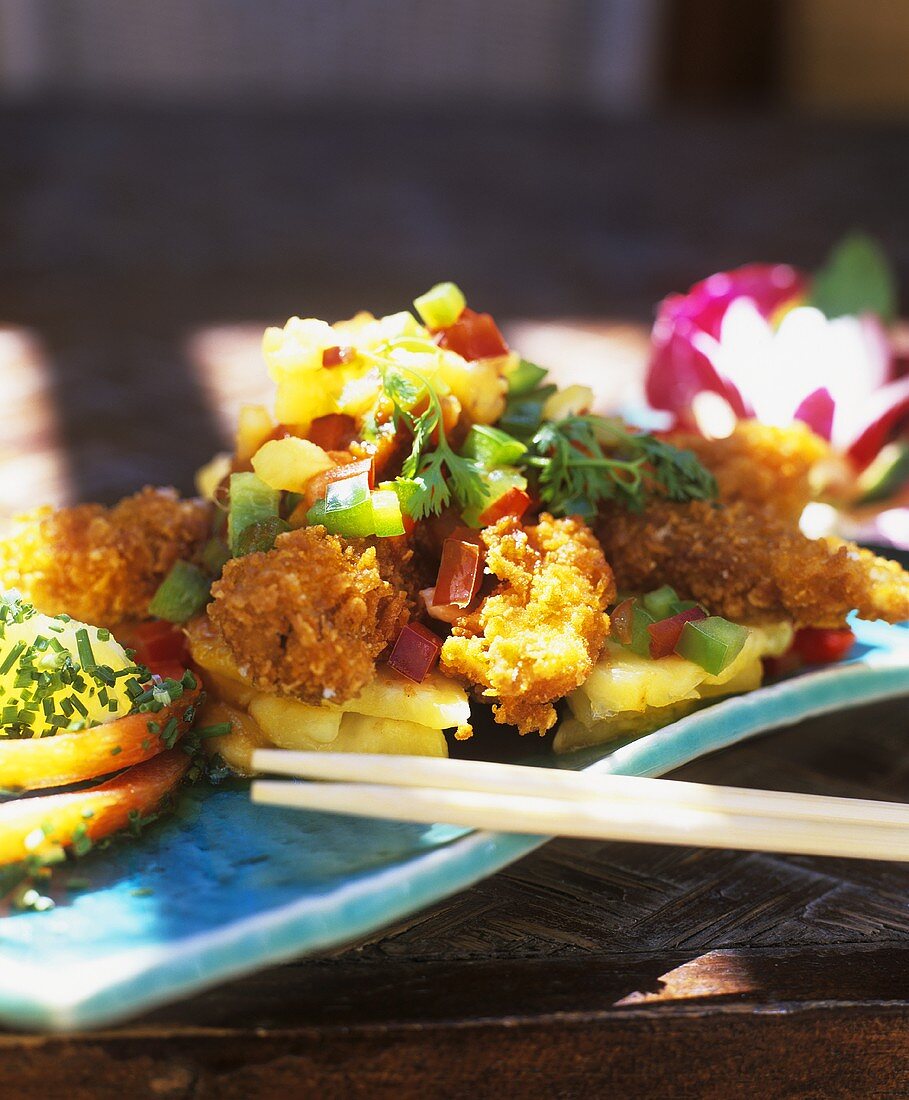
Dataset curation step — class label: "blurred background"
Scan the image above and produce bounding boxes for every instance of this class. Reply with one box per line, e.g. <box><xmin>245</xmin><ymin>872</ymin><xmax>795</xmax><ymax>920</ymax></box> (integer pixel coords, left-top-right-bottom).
<box><xmin>1</xmin><ymin>0</ymin><xmax>909</xmax><ymax>511</ymax></box>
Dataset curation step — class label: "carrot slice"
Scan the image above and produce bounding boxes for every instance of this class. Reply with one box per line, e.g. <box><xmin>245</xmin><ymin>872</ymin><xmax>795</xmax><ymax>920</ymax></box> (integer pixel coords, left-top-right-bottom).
<box><xmin>0</xmin><ymin>749</ymin><xmax>191</xmax><ymax>866</ymax></box>
<box><xmin>0</xmin><ymin>683</ymin><xmax>202</xmax><ymax>792</ymax></box>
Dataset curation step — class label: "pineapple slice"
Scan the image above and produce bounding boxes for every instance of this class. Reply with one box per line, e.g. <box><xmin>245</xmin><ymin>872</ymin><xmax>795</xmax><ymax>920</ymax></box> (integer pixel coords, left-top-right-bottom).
<box><xmin>249</xmin><ymin>694</ymin><xmax>342</xmax><ymax>746</ymax></box>
<box><xmin>251</xmin><ymin>436</ymin><xmax>333</xmax><ymax>492</ymax></box>
<box><xmin>339</xmin><ymin>667</ymin><xmax>470</xmax><ymax>730</ymax></box>
<box><xmin>200</xmin><ymin>700</ymin><xmax>272</xmax><ymax>776</ymax></box>
<box><xmin>554</xmin><ymin>700</ymin><xmax>700</xmax><ymax>755</ymax></box>
<box><xmin>560</xmin><ymin>622</ymin><xmax>794</xmax><ymax>753</ymax></box>
<box><xmin>324</xmin><ymin>713</ymin><xmax>447</xmax><ymax>756</ymax></box>
<box><xmin>235</xmin><ymin>404</ymin><xmax>276</xmax><ymax>467</ymax></box>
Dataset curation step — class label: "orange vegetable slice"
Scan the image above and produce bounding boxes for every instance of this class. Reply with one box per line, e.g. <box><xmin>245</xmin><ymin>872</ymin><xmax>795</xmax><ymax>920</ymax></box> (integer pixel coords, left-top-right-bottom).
<box><xmin>0</xmin><ymin>748</ymin><xmax>191</xmax><ymax>866</ymax></box>
<box><xmin>0</xmin><ymin>682</ymin><xmax>202</xmax><ymax>792</ymax></box>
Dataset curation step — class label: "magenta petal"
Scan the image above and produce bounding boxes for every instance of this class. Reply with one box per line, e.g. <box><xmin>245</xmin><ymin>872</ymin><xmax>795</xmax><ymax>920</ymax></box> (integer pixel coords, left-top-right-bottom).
<box><xmin>793</xmin><ymin>387</ymin><xmax>835</xmax><ymax>441</ymax></box>
<box><xmin>646</xmin><ymin>321</ymin><xmax>747</xmax><ymax>426</ymax></box>
<box><xmin>845</xmin><ymin>375</ymin><xmax>909</xmax><ymax>468</ymax></box>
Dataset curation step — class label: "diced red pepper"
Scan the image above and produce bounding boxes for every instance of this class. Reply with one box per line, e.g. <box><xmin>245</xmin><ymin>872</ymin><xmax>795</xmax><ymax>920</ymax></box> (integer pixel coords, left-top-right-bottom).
<box><xmin>433</xmin><ymin>538</ymin><xmax>483</xmax><ymax>608</ymax></box>
<box><xmin>321</xmin><ymin>345</ymin><xmax>355</xmax><ymax>368</ymax></box>
<box><xmin>303</xmin><ymin>457</ymin><xmax>375</xmax><ymax>508</ymax></box>
<box><xmin>118</xmin><ymin>621</ymin><xmax>190</xmax><ymax>674</ymax></box>
<box><xmin>478</xmin><ymin>487</ymin><xmax>531</xmax><ymax>527</ymax></box>
<box><xmin>647</xmin><ymin>607</ymin><xmax>707</xmax><ymax>659</ymax></box>
<box><xmin>388</xmin><ymin>622</ymin><xmax>443</xmax><ymax>683</ymax></box>
<box><xmin>792</xmin><ymin>627</ymin><xmax>856</xmax><ymax>665</ymax></box>
<box><xmin>307</xmin><ymin>413</ymin><xmax>357</xmax><ymax>451</ymax></box>
<box><xmin>420</xmin><ymin>587</ymin><xmax>463</xmax><ymax>625</ymax></box>
<box><xmin>610</xmin><ymin>598</ymin><xmax>635</xmax><ymax>646</ymax></box>
<box><xmin>436</xmin><ymin>308</ymin><xmax>509</xmax><ymax>361</ymax></box>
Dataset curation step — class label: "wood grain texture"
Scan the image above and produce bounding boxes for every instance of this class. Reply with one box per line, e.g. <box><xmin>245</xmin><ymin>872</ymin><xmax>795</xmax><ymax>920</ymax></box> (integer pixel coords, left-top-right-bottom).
<box><xmin>1</xmin><ymin>103</ymin><xmax>909</xmax><ymax>1096</ymax></box>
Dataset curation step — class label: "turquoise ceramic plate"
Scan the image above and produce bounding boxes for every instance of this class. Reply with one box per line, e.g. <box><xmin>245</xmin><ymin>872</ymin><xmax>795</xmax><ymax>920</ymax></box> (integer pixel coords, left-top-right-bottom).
<box><xmin>0</xmin><ymin>616</ymin><xmax>907</xmax><ymax>1031</ymax></box>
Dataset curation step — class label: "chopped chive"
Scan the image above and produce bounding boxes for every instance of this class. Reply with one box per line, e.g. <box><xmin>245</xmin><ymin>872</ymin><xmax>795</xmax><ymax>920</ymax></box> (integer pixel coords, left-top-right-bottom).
<box><xmin>110</xmin><ymin>745</ymin><xmax>122</xmax><ymax>756</ymax></box>
<box><xmin>195</xmin><ymin>723</ymin><xmax>232</xmax><ymax>739</ymax></box>
<box><xmin>0</xmin><ymin>641</ymin><xmax>25</xmax><ymax>676</ymax></box>
<box><xmin>162</xmin><ymin>717</ymin><xmax>179</xmax><ymax>748</ymax></box>
<box><xmin>75</xmin><ymin>627</ymin><xmax>95</xmax><ymax>671</ymax></box>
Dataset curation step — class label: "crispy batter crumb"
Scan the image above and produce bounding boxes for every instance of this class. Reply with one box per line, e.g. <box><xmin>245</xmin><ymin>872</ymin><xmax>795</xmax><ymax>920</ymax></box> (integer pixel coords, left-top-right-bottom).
<box><xmin>0</xmin><ymin>487</ymin><xmax>211</xmax><ymax>628</ymax></box>
<box><xmin>208</xmin><ymin>525</ymin><xmax>410</xmax><ymax>705</ymax></box>
<box><xmin>669</xmin><ymin>421</ymin><xmax>832</xmax><ymax>523</ymax></box>
<box><xmin>598</xmin><ymin>499</ymin><xmax>909</xmax><ymax>628</ymax></box>
<box><xmin>441</xmin><ymin>514</ymin><xmax>615</xmax><ymax>735</ymax></box>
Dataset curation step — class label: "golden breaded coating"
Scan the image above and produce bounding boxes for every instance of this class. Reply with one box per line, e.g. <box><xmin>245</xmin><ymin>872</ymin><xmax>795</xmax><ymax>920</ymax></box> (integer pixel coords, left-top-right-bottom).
<box><xmin>0</xmin><ymin>487</ymin><xmax>211</xmax><ymax>628</ymax></box>
<box><xmin>598</xmin><ymin>500</ymin><xmax>909</xmax><ymax>628</ymax></box>
<box><xmin>668</xmin><ymin>421</ymin><xmax>832</xmax><ymax>523</ymax></box>
<box><xmin>441</xmin><ymin>514</ymin><xmax>615</xmax><ymax>735</ymax></box>
<box><xmin>208</xmin><ymin>525</ymin><xmax>409</xmax><ymax>705</ymax></box>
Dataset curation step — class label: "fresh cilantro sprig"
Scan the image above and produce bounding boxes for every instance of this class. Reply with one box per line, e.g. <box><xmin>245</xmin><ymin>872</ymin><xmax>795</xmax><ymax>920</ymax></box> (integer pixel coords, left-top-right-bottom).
<box><xmin>522</xmin><ymin>416</ymin><xmax>718</xmax><ymax>516</ymax></box>
<box><xmin>382</xmin><ymin>367</ymin><xmax>487</xmax><ymax>520</ymax></box>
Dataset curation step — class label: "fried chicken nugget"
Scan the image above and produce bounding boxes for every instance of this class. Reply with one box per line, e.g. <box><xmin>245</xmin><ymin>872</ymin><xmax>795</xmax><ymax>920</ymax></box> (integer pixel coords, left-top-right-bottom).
<box><xmin>597</xmin><ymin>499</ymin><xmax>909</xmax><ymax>628</ymax></box>
<box><xmin>668</xmin><ymin>421</ymin><xmax>832</xmax><ymax>523</ymax></box>
<box><xmin>0</xmin><ymin>487</ymin><xmax>211</xmax><ymax>628</ymax></box>
<box><xmin>208</xmin><ymin>525</ymin><xmax>410</xmax><ymax>705</ymax></box>
<box><xmin>441</xmin><ymin>514</ymin><xmax>615</xmax><ymax>735</ymax></box>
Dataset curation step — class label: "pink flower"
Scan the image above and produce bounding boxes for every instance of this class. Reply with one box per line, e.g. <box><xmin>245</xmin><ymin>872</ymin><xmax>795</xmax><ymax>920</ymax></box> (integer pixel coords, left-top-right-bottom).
<box><xmin>646</xmin><ymin>263</ymin><xmax>909</xmax><ymax>469</ymax></box>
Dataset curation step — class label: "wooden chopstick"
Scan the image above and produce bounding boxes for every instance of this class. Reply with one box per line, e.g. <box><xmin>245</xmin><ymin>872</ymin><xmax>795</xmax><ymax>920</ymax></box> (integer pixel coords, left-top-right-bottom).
<box><xmin>251</xmin><ymin>751</ymin><xmax>909</xmax><ymax>828</ymax></box>
<box><xmin>249</xmin><ymin>752</ymin><xmax>909</xmax><ymax>862</ymax></box>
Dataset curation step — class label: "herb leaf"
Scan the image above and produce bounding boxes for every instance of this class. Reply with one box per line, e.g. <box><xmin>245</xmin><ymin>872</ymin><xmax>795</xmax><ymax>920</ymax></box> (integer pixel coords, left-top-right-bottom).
<box><xmin>383</xmin><ymin>367</ymin><xmax>487</xmax><ymax>520</ymax></box>
<box><xmin>522</xmin><ymin>416</ymin><xmax>718</xmax><ymax>516</ymax></box>
<box><xmin>809</xmin><ymin>232</ymin><xmax>897</xmax><ymax>322</ymax></box>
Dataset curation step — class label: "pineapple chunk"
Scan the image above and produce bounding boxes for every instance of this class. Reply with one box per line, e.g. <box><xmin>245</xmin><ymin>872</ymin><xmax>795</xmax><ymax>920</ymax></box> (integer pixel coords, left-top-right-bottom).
<box><xmin>554</xmin><ymin>701</ymin><xmax>700</xmax><ymax>755</ymax></box>
<box><xmin>249</xmin><ymin>694</ymin><xmax>342</xmax><ymax>746</ymax></box>
<box><xmin>195</xmin><ymin>451</ymin><xmax>232</xmax><ymax>501</ymax></box>
<box><xmin>205</xmin><ymin>669</ymin><xmax>256</xmax><ymax>708</ymax></box>
<box><xmin>340</xmin><ymin>667</ymin><xmax>470</xmax><ymax>730</ymax></box>
<box><xmin>251</xmin><ymin>436</ymin><xmax>334</xmax><ymax>492</ymax></box>
<box><xmin>542</xmin><ymin>384</ymin><xmax>594</xmax><ymax>422</ymax></box>
<box><xmin>571</xmin><ymin>642</ymin><xmax>706</xmax><ymax>720</ymax></box>
<box><xmin>185</xmin><ymin>615</ymin><xmax>247</xmax><ymax>683</ymax></box>
<box><xmin>200</xmin><ymin>700</ymin><xmax>272</xmax><ymax>776</ymax></box>
<box><xmin>436</xmin><ymin>350</ymin><xmax>507</xmax><ymax>425</ymax></box>
<box><xmin>273</xmin><ymin>372</ymin><xmax>338</xmax><ymax>431</ymax></box>
<box><xmin>327</xmin><ymin>713</ymin><xmax>448</xmax><ymax>756</ymax></box>
<box><xmin>235</xmin><ymin>404</ymin><xmax>276</xmax><ymax>467</ymax></box>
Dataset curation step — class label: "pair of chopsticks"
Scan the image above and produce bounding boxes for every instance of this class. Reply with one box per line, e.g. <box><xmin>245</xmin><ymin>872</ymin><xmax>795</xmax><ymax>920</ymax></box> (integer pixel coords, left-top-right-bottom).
<box><xmin>250</xmin><ymin>751</ymin><xmax>909</xmax><ymax>862</ymax></box>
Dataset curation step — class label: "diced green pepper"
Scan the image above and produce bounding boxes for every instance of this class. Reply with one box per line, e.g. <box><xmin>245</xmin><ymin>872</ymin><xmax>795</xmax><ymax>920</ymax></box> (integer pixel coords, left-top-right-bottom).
<box><xmin>498</xmin><ymin>386</ymin><xmax>557</xmax><ymax>440</ymax></box>
<box><xmin>371</xmin><ymin>489</ymin><xmax>405</xmax><ymax>537</ymax></box>
<box><xmin>308</xmin><ymin>473</ymin><xmax>375</xmax><ymax>537</ymax></box>
<box><xmin>382</xmin><ymin>478</ymin><xmax>422</xmax><ymax>519</ymax></box>
<box><xmin>201</xmin><ymin>537</ymin><xmax>231</xmax><ymax>576</ymax></box>
<box><xmin>227</xmin><ymin>473</ymin><xmax>280</xmax><ymax>556</ymax></box>
<box><xmin>148</xmin><ymin>561</ymin><xmax>210</xmax><ymax>623</ymax></box>
<box><xmin>507</xmin><ymin>359</ymin><xmax>549</xmax><ymax>396</ymax></box>
<box><xmin>628</xmin><ymin>602</ymin><xmax>656</xmax><ymax>658</ymax></box>
<box><xmin>461</xmin><ymin>425</ymin><xmax>527</xmax><ymax>469</ymax></box>
<box><xmin>235</xmin><ymin>517</ymin><xmax>290</xmax><ymax>557</ymax></box>
<box><xmin>413</xmin><ymin>282</ymin><xmax>466</xmax><ymax>329</ymax></box>
<box><xmin>676</xmin><ymin>616</ymin><xmax>750</xmax><ymax>675</ymax></box>
<box><xmin>642</xmin><ymin>585</ymin><xmax>680</xmax><ymax>620</ymax></box>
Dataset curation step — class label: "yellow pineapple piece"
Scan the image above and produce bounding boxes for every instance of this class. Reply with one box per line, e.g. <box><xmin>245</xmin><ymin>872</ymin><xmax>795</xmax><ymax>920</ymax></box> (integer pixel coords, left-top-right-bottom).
<box><xmin>249</xmin><ymin>694</ymin><xmax>342</xmax><ymax>746</ymax></box>
<box><xmin>325</xmin><ymin>713</ymin><xmax>448</xmax><ymax>756</ymax></box>
<box><xmin>251</xmin><ymin>436</ymin><xmax>334</xmax><ymax>492</ymax></box>
<box><xmin>195</xmin><ymin>451</ymin><xmax>232</xmax><ymax>501</ymax></box>
<box><xmin>341</xmin><ymin>667</ymin><xmax>470</xmax><ymax>730</ymax></box>
<box><xmin>235</xmin><ymin>404</ymin><xmax>276</xmax><ymax>467</ymax></box>
<box><xmin>542</xmin><ymin>384</ymin><xmax>594</xmax><ymax>421</ymax></box>
<box><xmin>200</xmin><ymin>700</ymin><xmax>271</xmax><ymax>775</ymax></box>
<box><xmin>436</xmin><ymin>351</ymin><xmax>507</xmax><ymax>425</ymax></box>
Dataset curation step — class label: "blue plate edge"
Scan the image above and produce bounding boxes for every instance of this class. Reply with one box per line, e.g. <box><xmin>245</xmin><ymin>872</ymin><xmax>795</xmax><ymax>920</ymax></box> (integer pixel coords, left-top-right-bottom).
<box><xmin>3</xmin><ymin>620</ymin><xmax>908</xmax><ymax>1031</ymax></box>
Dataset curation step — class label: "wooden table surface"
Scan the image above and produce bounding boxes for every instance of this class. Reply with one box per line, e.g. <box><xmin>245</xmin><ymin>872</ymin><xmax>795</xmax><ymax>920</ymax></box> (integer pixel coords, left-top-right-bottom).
<box><xmin>2</xmin><ymin>103</ymin><xmax>909</xmax><ymax>1098</ymax></box>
